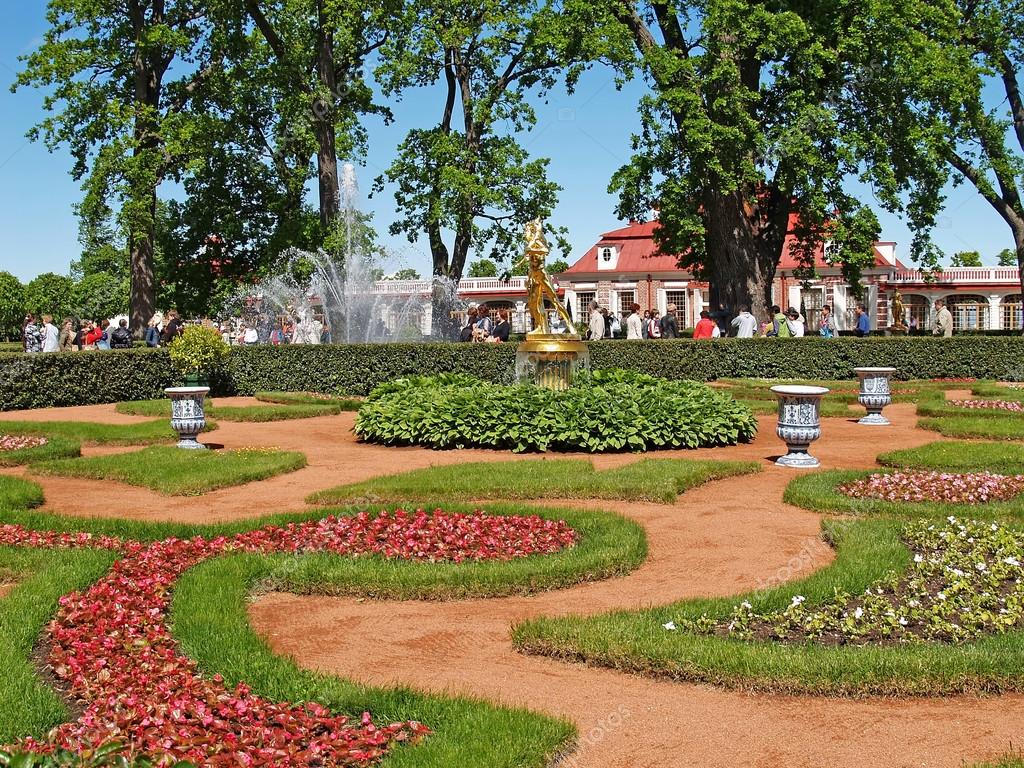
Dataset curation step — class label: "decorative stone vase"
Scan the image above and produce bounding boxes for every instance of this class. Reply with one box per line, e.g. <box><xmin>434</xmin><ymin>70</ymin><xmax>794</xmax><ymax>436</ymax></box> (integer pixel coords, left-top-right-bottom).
<box><xmin>771</xmin><ymin>385</ymin><xmax>829</xmax><ymax>468</ymax></box>
<box><xmin>165</xmin><ymin>386</ymin><xmax>210</xmax><ymax>449</ymax></box>
<box><xmin>854</xmin><ymin>367</ymin><xmax>897</xmax><ymax>426</ymax></box>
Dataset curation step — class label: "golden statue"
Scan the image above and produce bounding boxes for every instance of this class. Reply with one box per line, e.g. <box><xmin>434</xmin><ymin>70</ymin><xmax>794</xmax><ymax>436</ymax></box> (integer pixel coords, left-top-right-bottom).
<box><xmin>513</xmin><ymin>219</ymin><xmax>589</xmax><ymax>390</ymax></box>
<box><xmin>891</xmin><ymin>288</ymin><xmax>907</xmax><ymax>331</ymax></box>
<box><xmin>515</xmin><ymin>219</ymin><xmax>578</xmax><ymax>337</ymax></box>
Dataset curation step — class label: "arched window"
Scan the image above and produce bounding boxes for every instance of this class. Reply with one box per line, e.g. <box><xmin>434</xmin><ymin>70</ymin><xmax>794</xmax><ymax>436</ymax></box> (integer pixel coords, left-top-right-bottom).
<box><xmin>948</xmin><ymin>294</ymin><xmax>989</xmax><ymax>331</ymax></box>
<box><xmin>1002</xmin><ymin>294</ymin><xmax>1023</xmax><ymax>331</ymax></box>
<box><xmin>901</xmin><ymin>294</ymin><xmax>930</xmax><ymax>332</ymax></box>
<box><xmin>601</xmin><ymin>247</ymin><xmax>614</xmax><ymax>263</ymax></box>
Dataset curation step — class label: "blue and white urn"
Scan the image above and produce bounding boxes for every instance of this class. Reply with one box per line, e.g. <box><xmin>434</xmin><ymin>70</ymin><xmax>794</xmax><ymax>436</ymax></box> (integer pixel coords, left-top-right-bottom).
<box><xmin>164</xmin><ymin>386</ymin><xmax>210</xmax><ymax>449</ymax></box>
<box><xmin>771</xmin><ymin>385</ymin><xmax>829</xmax><ymax>468</ymax></box>
<box><xmin>854</xmin><ymin>367</ymin><xmax>897</xmax><ymax>426</ymax></box>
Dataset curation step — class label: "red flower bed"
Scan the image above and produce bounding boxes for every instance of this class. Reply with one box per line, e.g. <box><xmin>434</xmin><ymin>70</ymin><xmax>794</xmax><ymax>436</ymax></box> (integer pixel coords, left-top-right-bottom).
<box><xmin>5</xmin><ymin>509</ymin><xmax>576</xmax><ymax>765</ymax></box>
<box><xmin>840</xmin><ymin>471</ymin><xmax>1024</xmax><ymax>504</ymax></box>
<box><xmin>0</xmin><ymin>435</ymin><xmax>48</xmax><ymax>452</ymax></box>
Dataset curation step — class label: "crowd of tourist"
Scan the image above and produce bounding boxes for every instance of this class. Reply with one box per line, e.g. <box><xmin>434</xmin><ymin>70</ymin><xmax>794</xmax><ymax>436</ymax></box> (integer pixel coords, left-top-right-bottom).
<box><xmin>19</xmin><ymin>311</ymin><xmax>182</xmax><ymax>353</ymax></box>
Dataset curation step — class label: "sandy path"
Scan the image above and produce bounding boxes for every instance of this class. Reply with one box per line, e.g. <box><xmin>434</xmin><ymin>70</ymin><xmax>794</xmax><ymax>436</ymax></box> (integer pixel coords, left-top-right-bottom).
<box><xmin>247</xmin><ymin>405</ymin><xmax>1023</xmax><ymax>768</ymax></box>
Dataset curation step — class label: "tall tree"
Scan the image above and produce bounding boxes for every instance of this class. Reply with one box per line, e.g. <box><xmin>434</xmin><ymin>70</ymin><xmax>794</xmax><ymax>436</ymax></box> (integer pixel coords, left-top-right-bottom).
<box><xmin>15</xmin><ymin>0</ymin><xmax>220</xmax><ymax>333</ymax></box>
<box><xmin>951</xmin><ymin>250</ymin><xmax>983</xmax><ymax>267</ymax></box>
<box><xmin>0</xmin><ymin>272</ymin><xmax>25</xmax><ymax>342</ymax></box>
<box><xmin>23</xmin><ymin>273</ymin><xmax>75</xmax><ymax>321</ymax></box>
<box><xmin>998</xmin><ymin>248</ymin><xmax>1017</xmax><ymax>267</ymax></box>
<box><xmin>239</xmin><ymin>0</ymin><xmax>392</xmax><ymax>229</ymax></box>
<box><xmin>869</xmin><ymin>0</ymin><xmax>1024</xmax><ymax>302</ymax></box>
<box><xmin>374</xmin><ymin>0</ymin><xmax>591</xmax><ymax>336</ymax></box>
<box><xmin>595</xmin><ymin>1</ymin><xmax>930</xmax><ymax>321</ymax></box>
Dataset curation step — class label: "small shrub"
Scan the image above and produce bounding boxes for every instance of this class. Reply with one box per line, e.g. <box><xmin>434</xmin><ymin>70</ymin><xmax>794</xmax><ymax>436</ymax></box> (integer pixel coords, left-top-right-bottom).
<box><xmin>168</xmin><ymin>326</ymin><xmax>229</xmax><ymax>378</ymax></box>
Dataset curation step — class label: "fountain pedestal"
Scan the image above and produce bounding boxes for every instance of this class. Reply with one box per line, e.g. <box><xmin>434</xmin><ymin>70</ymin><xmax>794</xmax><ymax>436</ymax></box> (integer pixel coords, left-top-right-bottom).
<box><xmin>771</xmin><ymin>385</ymin><xmax>829</xmax><ymax>468</ymax></box>
<box><xmin>165</xmin><ymin>387</ymin><xmax>210</xmax><ymax>449</ymax></box>
<box><xmin>515</xmin><ymin>335</ymin><xmax>590</xmax><ymax>391</ymax></box>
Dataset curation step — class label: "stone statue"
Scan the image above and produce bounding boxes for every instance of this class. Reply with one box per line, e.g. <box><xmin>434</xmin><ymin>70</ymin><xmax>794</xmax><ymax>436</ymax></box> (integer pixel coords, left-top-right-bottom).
<box><xmin>890</xmin><ymin>289</ymin><xmax>907</xmax><ymax>331</ymax></box>
<box><xmin>516</xmin><ymin>219</ymin><xmax>576</xmax><ymax>337</ymax></box>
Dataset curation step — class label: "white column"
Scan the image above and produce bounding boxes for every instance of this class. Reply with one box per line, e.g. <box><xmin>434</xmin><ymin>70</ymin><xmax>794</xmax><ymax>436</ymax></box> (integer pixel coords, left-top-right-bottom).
<box><xmin>989</xmin><ymin>295</ymin><xmax>1002</xmax><ymax>330</ymax></box>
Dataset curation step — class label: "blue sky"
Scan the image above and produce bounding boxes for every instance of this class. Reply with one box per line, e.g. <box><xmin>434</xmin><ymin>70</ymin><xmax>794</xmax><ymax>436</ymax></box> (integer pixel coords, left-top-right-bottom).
<box><xmin>0</xmin><ymin>2</ymin><xmax>1015</xmax><ymax>284</ymax></box>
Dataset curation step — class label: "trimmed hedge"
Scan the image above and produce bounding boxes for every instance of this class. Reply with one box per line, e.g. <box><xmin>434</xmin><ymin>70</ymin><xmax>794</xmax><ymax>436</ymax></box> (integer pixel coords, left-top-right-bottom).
<box><xmin>3</xmin><ymin>336</ymin><xmax>1024</xmax><ymax>411</ymax></box>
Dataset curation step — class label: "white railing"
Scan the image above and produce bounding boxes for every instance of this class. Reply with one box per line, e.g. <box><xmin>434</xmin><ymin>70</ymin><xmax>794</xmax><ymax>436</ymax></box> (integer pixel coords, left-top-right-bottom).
<box><xmin>891</xmin><ymin>267</ymin><xmax>1022</xmax><ymax>284</ymax></box>
<box><xmin>371</xmin><ymin>276</ymin><xmax>531</xmax><ymax>295</ymax></box>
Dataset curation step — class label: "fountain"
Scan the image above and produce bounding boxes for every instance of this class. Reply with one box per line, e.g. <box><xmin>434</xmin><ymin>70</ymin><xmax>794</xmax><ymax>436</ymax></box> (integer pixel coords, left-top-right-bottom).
<box><xmin>224</xmin><ymin>163</ymin><xmax>454</xmax><ymax>343</ymax></box>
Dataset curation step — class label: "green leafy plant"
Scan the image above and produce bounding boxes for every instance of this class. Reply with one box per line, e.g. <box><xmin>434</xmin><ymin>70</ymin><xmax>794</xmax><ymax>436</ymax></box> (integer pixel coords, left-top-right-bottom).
<box><xmin>0</xmin><ymin>743</ymin><xmax>193</xmax><ymax>767</ymax></box>
<box><xmin>167</xmin><ymin>326</ymin><xmax>229</xmax><ymax>379</ymax></box>
<box><xmin>355</xmin><ymin>371</ymin><xmax>758</xmax><ymax>453</ymax></box>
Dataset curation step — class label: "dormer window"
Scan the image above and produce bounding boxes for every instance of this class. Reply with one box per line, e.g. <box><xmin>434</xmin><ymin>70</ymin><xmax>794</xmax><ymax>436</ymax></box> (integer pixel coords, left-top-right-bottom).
<box><xmin>601</xmin><ymin>247</ymin><xmax>614</xmax><ymax>263</ymax></box>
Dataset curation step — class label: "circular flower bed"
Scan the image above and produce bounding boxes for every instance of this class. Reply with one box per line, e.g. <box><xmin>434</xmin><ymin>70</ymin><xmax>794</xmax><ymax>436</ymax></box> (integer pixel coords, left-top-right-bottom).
<box><xmin>355</xmin><ymin>371</ymin><xmax>758</xmax><ymax>453</ymax></box>
<box><xmin>839</xmin><ymin>471</ymin><xmax>1024</xmax><ymax>504</ymax></box>
<box><xmin>949</xmin><ymin>399</ymin><xmax>1024</xmax><ymax>412</ymax></box>
<box><xmin>0</xmin><ymin>435</ymin><xmax>48</xmax><ymax>452</ymax></box>
<box><xmin>2</xmin><ymin>509</ymin><xmax>576</xmax><ymax>764</ymax></box>
<box><xmin>666</xmin><ymin>517</ymin><xmax>1024</xmax><ymax>645</ymax></box>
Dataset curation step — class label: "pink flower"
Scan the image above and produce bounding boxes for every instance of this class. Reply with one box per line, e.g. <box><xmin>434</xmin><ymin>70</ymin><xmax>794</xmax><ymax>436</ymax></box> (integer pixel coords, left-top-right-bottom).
<box><xmin>0</xmin><ymin>434</ymin><xmax>48</xmax><ymax>452</ymax></box>
<box><xmin>840</xmin><ymin>471</ymin><xmax>1024</xmax><ymax>505</ymax></box>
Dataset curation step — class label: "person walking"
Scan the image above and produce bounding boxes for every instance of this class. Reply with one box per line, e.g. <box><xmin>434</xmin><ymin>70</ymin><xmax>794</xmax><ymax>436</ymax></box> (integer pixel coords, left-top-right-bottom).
<box><xmin>40</xmin><ymin>315</ymin><xmax>59</xmax><ymax>352</ymax></box>
<box><xmin>145</xmin><ymin>317</ymin><xmax>161</xmax><ymax>347</ymax></box>
<box><xmin>161</xmin><ymin>310</ymin><xmax>183</xmax><ymax>345</ymax></box>
<box><xmin>660</xmin><ymin>305</ymin><xmax>679</xmax><ymax>338</ymax></box>
<box><xmin>731</xmin><ymin>306</ymin><xmax>758</xmax><ymax>337</ymax></box>
<box><xmin>768</xmin><ymin>305</ymin><xmax>791</xmax><ymax>337</ymax></box>
<box><xmin>492</xmin><ymin>309</ymin><xmax>511</xmax><ymax>342</ymax></box>
<box><xmin>818</xmin><ymin>305</ymin><xmax>837</xmax><ymax>338</ymax></box>
<box><xmin>693</xmin><ymin>310</ymin><xmax>717</xmax><ymax>339</ymax></box>
<box><xmin>22</xmin><ymin>314</ymin><xmax>42</xmax><ymax>353</ymax></box>
<box><xmin>95</xmin><ymin>320</ymin><xmax>112</xmax><ymax>350</ymax></box>
<box><xmin>933</xmin><ymin>299</ymin><xmax>954</xmax><ymax>337</ymax></box>
<box><xmin>646</xmin><ymin>309</ymin><xmax>662</xmax><ymax>339</ymax></box>
<box><xmin>626</xmin><ymin>303</ymin><xmax>643</xmax><ymax>340</ymax></box>
<box><xmin>588</xmin><ymin>301</ymin><xmax>605</xmax><ymax>340</ymax></box>
<box><xmin>785</xmin><ymin>307</ymin><xmax>806</xmax><ymax>337</ymax></box>
<box><xmin>58</xmin><ymin>318</ymin><xmax>75</xmax><ymax>352</ymax></box>
<box><xmin>854</xmin><ymin>304</ymin><xmax>871</xmax><ymax>337</ymax></box>
<box><xmin>110</xmin><ymin>319</ymin><xmax>133</xmax><ymax>349</ymax></box>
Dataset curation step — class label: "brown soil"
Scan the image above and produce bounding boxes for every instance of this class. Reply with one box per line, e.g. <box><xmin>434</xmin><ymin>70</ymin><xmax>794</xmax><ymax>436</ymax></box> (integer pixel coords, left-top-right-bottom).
<box><xmin>5</xmin><ymin>397</ymin><xmax>1021</xmax><ymax>765</ymax></box>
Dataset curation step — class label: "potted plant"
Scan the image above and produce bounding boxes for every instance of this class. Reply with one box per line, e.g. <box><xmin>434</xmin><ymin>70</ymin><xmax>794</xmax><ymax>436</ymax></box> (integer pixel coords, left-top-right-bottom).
<box><xmin>165</xmin><ymin>325</ymin><xmax>229</xmax><ymax>449</ymax></box>
<box><xmin>168</xmin><ymin>325</ymin><xmax>229</xmax><ymax>387</ymax></box>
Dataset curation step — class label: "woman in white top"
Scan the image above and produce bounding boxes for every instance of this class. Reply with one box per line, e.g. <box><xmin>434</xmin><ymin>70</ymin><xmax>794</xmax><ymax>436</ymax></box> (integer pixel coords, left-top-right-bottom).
<box><xmin>626</xmin><ymin>303</ymin><xmax>643</xmax><ymax>340</ymax></box>
<box><xmin>785</xmin><ymin>308</ymin><xmax>806</xmax><ymax>337</ymax></box>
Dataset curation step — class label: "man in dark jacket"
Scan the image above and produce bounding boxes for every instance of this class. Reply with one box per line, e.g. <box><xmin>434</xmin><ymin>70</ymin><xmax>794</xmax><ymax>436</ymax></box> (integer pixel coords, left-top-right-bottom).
<box><xmin>659</xmin><ymin>304</ymin><xmax>679</xmax><ymax>338</ymax></box>
<box><xmin>110</xmin><ymin>319</ymin><xmax>133</xmax><ymax>349</ymax></box>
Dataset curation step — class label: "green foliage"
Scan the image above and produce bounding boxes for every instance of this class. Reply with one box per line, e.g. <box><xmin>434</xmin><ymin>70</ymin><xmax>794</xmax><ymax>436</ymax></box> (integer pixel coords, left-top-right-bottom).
<box><xmin>4</xmin><ymin>337</ymin><xmax>1024</xmax><ymax>412</ymax></box>
<box><xmin>880</xmin><ymin>441</ymin><xmax>1024</xmax><ymax>475</ymax></box>
<box><xmin>467</xmin><ymin>259</ymin><xmax>498</xmax><ymax>278</ymax></box>
<box><xmin>0</xmin><ymin>419</ymin><xmax>211</xmax><ymax>446</ymax></box>
<box><xmin>919</xmin><ymin>415</ymin><xmax>1024</xmax><ymax>441</ymax></box>
<box><xmin>389</xmin><ymin>268</ymin><xmax>421</xmax><ymax>280</ymax></box>
<box><xmin>0</xmin><ymin>272</ymin><xmax>24</xmax><ymax>341</ymax></box>
<box><xmin>31</xmin><ymin>446</ymin><xmax>307</xmax><ymax>496</ymax></box>
<box><xmin>998</xmin><ymin>249</ymin><xmax>1018</xmax><ymax>267</ymax></box>
<box><xmin>115</xmin><ymin>398</ymin><xmax>345</xmax><ymax>421</ymax></box>
<box><xmin>309</xmin><ymin>457</ymin><xmax>759</xmax><ymax>505</ymax></box>
<box><xmin>952</xmin><ymin>250</ymin><xmax>983</xmax><ymax>267</ymax></box>
<box><xmin>71</xmin><ymin>272</ymin><xmax>129</xmax><ymax>321</ymax></box>
<box><xmin>354</xmin><ymin>371</ymin><xmax>757</xmax><ymax>452</ymax></box>
<box><xmin>22</xmin><ymin>273</ymin><xmax>74</xmax><ymax>321</ymax></box>
<box><xmin>168</xmin><ymin>325</ymin><xmax>230</xmax><ymax>377</ymax></box>
<box><xmin>0</xmin><ymin>745</ymin><xmax>192</xmax><ymax>768</ymax></box>
<box><xmin>254</xmin><ymin>391</ymin><xmax>362</xmax><ymax>409</ymax></box>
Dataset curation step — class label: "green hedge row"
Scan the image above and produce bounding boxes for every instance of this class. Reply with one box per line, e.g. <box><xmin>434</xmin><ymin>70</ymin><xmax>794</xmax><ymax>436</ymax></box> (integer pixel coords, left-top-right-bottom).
<box><xmin>3</xmin><ymin>336</ymin><xmax>1024</xmax><ymax>411</ymax></box>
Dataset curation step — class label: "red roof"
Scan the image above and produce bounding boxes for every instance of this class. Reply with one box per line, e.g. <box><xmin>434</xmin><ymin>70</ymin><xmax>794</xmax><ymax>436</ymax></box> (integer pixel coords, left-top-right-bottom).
<box><xmin>566</xmin><ymin>216</ymin><xmax>902</xmax><ymax>275</ymax></box>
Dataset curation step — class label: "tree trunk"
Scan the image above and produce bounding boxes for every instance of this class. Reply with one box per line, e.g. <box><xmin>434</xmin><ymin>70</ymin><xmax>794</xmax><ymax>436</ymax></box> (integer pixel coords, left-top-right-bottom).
<box><xmin>129</xmin><ymin>191</ymin><xmax>157</xmax><ymax>333</ymax></box>
<box><xmin>1015</xmin><ymin>230</ymin><xmax>1024</xmax><ymax>332</ymax></box>
<box><xmin>314</xmin><ymin>1</ymin><xmax>340</xmax><ymax>229</ymax></box>
<box><xmin>703</xmin><ymin>190</ymin><xmax>779</xmax><ymax>325</ymax></box>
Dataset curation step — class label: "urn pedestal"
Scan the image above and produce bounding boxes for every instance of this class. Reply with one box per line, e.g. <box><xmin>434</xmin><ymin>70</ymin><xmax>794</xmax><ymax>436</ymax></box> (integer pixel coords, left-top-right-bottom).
<box><xmin>854</xmin><ymin>367</ymin><xmax>897</xmax><ymax>425</ymax></box>
<box><xmin>771</xmin><ymin>385</ymin><xmax>829</xmax><ymax>468</ymax></box>
<box><xmin>165</xmin><ymin>386</ymin><xmax>210</xmax><ymax>449</ymax></box>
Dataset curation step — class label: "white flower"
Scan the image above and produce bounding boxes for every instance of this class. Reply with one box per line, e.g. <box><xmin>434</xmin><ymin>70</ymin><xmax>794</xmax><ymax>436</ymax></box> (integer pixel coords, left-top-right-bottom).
<box><xmin>977</xmin><ymin>562</ymin><xmax>988</xmax><ymax>572</ymax></box>
<box><xmin>1003</xmin><ymin>557</ymin><xmax>1021</xmax><ymax>567</ymax></box>
<box><xmin>663</xmin><ymin>621</ymin><xmax>677</xmax><ymax>631</ymax></box>
<box><xmin>854</xmin><ymin>607</ymin><xmax>864</xmax><ymax>619</ymax></box>
<box><xmin>740</xmin><ymin>600</ymin><xmax>752</xmax><ymax>610</ymax></box>
<box><xmin>791</xmin><ymin>595</ymin><xmax>806</xmax><ymax>607</ymax></box>
<box><xmin>913</xmin><ymin>554</ymin><xmax>924</xmax><ymax>563</ymax></box>
<box><xmin>938</xmin><ymin>592</ymin><xmax>947</xmax><ymax>600</ymax></box>
<box><xmin>899</xmin><ymin>617</ymin><xmax>909</xmax><ymax>626</ymax></box>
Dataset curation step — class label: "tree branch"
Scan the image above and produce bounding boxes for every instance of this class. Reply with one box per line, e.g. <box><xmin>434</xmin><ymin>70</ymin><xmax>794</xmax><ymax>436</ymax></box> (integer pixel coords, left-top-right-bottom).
<box><xmin>244</xmin><ymin>0</ymin><xmax>288</xmax><ymax>62</ymax></box>
<box><xmin>946</xmin><ymin>146</ymin><xmax>1022</xmax><ymax>228</ymax></box>
<box><xmin>997</xmin><ymin>51</ymin><xmax>1024</xmax><ymax>155</ymax></box>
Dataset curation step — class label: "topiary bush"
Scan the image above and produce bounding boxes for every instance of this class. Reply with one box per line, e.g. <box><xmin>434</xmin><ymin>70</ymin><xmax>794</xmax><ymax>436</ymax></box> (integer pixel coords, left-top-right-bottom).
<box><xmin>354</xmin><ymin>371</ymin><xmax>758</xmax><ymax>452</ymax></box>
<box><xmin>3</xmin><ymin>336</ymin><xmax>1024</xmax><ymax>411</ymax></box>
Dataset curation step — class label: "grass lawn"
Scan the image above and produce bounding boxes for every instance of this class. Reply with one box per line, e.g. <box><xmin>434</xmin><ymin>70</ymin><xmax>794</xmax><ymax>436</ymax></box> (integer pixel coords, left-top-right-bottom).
<box><xmin>916</xmin><ymin>393</ymin><xmax>1024</xmax><ymax>420</ymax></box>
<box><xmin>880</xmin><ymin>441</ymin><xmax>1024</xmax><ymax>474</ymax></box>
<box><xmin>30</xmin><ymin>445</ymin><xmax>307</xmax><ymax>496</ymax></box>
<box><xmin>919</xmin><ymin>415</ymin><xmax>1024</xmax><ymax>441</ymax></box>
<box><xmin>255</xmin><ymin>391</ymin><xmax>362</xmax><ymax>409</ymax></box>
<box><xmin>783</xmin><ymin>468</ymin><xmax>1024</xmax><ymax>520</ymax></box>
<box><xmin>308</xmin><ymin>457</ymin><xmax>760</xmax><ymax>506</ymax></box>
<box><xmin>0</xmin><ymin>475</ymin><xmax>647</xmax><ymax>765</ymax></box>
<box><xmin>971</xmin><ymin>382</ymin><xmax>1024</xmax><ymax>401</ymax></box>
<box><xmin>513</xmin><ymin>517</ymin><xmax>1024</xmax><ymax>696</ymax></box>
<box><xmin>737</xmin><ymin>398</ymin><xmax>858</xmax><ymax>418</ymax></box>
<box><xmin>0</xmin><ymin>435</ymin><xmax>80</xmax><ymax>466</ymax></box>
<box><xmin>0</xmin><ymin>419</ymin><xmax>212</xmax><ymax>445</ymax></box>
<box><xmin>116</xmin><ymin>399</ymin><xmax>343</xmax><ymax>421</ymax></box>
